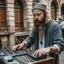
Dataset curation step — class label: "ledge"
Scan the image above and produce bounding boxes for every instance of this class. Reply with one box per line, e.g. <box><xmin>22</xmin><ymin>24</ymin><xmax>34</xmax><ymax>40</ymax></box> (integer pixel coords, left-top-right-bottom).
<box><xmin>14</xmin><ymin>32</ymin><xmax>29</xmax><ymax>37</ymax></box>
<box><xmin>0</xmin><ymin>32</ymin><xmax>9</xmax><ymax>36</ymax></box>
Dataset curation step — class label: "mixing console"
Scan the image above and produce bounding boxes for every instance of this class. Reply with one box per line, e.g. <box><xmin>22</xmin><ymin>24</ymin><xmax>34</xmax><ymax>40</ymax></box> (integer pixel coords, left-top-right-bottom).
<box><xmin>0</xmin><ymin>48</ymin><xmax>47</xmax><ymax>64</ymax></box>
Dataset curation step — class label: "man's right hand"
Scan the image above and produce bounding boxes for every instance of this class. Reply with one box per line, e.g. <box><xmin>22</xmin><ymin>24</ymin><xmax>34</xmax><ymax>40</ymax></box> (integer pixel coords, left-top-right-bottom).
<box><xmin>12</xmin><ymin>42</ymin><xmax>25</xmax><ymax>51</ymax></box>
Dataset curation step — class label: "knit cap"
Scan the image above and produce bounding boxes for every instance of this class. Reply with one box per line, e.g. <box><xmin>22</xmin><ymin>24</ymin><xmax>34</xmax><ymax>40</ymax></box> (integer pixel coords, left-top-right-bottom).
<box><xmin>32</xmin><ymin>3</ymin><xmax>46</xmax><ymax>11</ymax></box>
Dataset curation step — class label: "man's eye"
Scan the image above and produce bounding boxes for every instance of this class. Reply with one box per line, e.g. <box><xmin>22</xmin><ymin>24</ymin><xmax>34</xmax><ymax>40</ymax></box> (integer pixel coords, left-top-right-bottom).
<box><xmin>33</xmin><ymin>14</ymin><xmax>40</xmax><ymax>16</ymax></box>
<box><xmin>37</xmin><ymin>14</ymin><xmax>39</xmax><ymax>15</ymax></box>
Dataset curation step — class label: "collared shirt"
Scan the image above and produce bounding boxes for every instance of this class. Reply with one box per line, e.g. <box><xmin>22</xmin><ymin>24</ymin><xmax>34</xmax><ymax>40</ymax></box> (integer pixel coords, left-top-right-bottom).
<box><xmin>23</xmin><ymin>25</ymin><xmax>60</xmax><ymax>53</ymax></box>
<box><xmin>38</xmin><ymin>25</ymin><xmax>60</xmax><ymax>53</ymax></box>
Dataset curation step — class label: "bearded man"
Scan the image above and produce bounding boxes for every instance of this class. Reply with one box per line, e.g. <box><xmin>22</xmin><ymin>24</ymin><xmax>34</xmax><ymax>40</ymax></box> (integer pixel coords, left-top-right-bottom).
<box><xmin>12</xmin><ymin>3</ymin><xmax>64</xmax><ymax>64</ymax></box>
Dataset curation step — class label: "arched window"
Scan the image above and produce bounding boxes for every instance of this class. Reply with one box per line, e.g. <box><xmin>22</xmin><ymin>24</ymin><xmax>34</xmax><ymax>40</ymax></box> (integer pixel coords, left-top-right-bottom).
<box><xmin>0</xmin><ymin>0</ymin><xmax>7</xmax><ymax>32</ymax></box>
<box><xmin>14</xmin><ymin>0</ymin><xmax>24</xmax><ymax>32</ymax></box>
<box><xmin>61</xmin><ymin>3</ymin><xmax>64</xmax><ymax>20</ymax></box>
<box><xmin>51</xmin><ymin>1</ymin><xmax>57</xmax><ymax>20</ymax></box>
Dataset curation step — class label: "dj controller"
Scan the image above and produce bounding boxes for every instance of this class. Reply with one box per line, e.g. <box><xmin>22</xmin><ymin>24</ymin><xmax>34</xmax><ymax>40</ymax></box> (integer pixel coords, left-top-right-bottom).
<box><xmin>0</xmin><ymin>48</ymin><xmax>46</xmax><ymax>64</ymax></box>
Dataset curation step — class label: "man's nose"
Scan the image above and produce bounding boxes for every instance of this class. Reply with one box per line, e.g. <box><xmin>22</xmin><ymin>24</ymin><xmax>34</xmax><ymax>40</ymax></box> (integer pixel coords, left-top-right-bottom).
<box><xmin>35</xmin><ymin>15</ymin><xmax>38</xmax><ymax>19</ymax></box>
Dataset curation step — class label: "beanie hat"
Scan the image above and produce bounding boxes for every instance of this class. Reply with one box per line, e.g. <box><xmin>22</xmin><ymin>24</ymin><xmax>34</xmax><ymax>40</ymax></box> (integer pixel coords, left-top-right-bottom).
<box><xmin>32</xmin><ymin>3</ymin><xmax>46</xmax><ymax>11</ymax></box>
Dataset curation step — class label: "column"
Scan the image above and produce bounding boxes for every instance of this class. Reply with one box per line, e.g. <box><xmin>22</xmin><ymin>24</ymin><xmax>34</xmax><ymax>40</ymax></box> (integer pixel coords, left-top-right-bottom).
<box><xmin>23</xmin><ymin>0</ymin><xmax>33</xmax><ymax>32</ymax></box>
<box><xmin>6</xmin><ymin>0</ymin><xmax>15</xmax><ymax>48</ymax></box>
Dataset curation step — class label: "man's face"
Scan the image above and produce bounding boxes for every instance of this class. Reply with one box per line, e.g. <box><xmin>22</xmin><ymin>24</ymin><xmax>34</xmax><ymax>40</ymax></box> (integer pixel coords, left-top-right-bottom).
<box><xmin>33</xmin><ymin>9</ymin><xmax>45</xmax><ymax>26</ymax></box>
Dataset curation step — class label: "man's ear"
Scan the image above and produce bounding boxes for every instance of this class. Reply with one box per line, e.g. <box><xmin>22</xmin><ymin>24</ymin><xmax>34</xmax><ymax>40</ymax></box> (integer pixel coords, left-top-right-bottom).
<box><xmin>46</xmin><ymin>11</ymin><xmax>48</xmax><ymax>17</ymax></box>
<box><xmin>46</xmin><ymin>11</ymin><xmax>48</xmax><ymax>14</ymax></box>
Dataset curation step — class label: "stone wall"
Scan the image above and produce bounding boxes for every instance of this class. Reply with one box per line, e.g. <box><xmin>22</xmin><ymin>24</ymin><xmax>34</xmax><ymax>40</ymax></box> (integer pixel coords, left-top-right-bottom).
<box><xmin>1</xmin><ymin>0</ymin><xmax>64</xmax><ymax>48</ymax></box>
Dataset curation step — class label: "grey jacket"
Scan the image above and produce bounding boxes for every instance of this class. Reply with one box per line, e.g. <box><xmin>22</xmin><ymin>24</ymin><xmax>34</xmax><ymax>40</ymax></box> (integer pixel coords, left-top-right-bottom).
<box><xmin>24</xmin><ymin>20</ymin><xmax>64</xmax><ymax>64</ymax></box>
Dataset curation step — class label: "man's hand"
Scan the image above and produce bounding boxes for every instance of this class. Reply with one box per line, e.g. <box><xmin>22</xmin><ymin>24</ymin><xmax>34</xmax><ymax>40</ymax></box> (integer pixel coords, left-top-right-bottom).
<box><xmin>34</xmin><ymin>47</ymin><xmax>50</xmax><ymax>57</ymax></box>
<box><xmin>12</xmin><ymin>42</ymin><xmax>25</xmax><ymax>51</ymax></box>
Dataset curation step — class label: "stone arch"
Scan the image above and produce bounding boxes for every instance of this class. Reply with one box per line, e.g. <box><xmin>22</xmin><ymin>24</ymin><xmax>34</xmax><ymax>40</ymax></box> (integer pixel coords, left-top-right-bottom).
<box><xmin>14</xmin><ymin>0</ymin><xmax>24</xmax><ymax>32</ymax></box>
<box><xmin>0</xmin><ymin>0</ymin><xmax>7</xmax><ymax>32</ymax></box>
<box><xmin>50</xmin><ymin>0</ymin><xmax>58</xmax><ymax>20</ymax></box>
<box><xmin>50</xmin><ymin>0</ymin><xmax>59</xmax><ymax>8</ymax></box>
<box><xmin>13</xmin><ymin>0</ymin><xmax>30</xmax><ymax>32</ymax></box>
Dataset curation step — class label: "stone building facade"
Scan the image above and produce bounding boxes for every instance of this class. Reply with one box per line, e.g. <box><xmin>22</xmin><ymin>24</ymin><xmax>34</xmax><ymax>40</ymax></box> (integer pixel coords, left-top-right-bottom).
<box><xmin>0</xmin><ymin>0</ymin><xmax>64</xmax><ymax>49</ymax></box>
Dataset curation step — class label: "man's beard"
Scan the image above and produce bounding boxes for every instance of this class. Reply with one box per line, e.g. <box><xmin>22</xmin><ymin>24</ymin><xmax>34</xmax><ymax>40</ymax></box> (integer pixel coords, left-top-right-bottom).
<box><xmin>32</xmin><ymin>18</ymin><xmax>45</xmax><ymax>32</ymax></box>
<box><xmin>34</xmin><ymin>18</ymin><xmax>45</xmax><ymax>27</ymax></box>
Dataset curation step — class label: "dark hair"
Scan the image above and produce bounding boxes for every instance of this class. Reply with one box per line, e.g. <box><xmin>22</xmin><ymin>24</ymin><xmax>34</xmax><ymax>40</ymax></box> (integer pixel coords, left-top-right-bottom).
<box><xmin>59</xmin><ymin>18</ymin><xmax>62</xmax><ymax>20</ymax></box>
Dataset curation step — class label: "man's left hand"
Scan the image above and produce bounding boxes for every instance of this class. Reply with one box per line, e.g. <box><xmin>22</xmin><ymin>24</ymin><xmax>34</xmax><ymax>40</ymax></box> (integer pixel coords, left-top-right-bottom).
<box><xmin>34</xmin><ymin>47</ymin><xmax>50</xmax><ymax>57</ymax></box>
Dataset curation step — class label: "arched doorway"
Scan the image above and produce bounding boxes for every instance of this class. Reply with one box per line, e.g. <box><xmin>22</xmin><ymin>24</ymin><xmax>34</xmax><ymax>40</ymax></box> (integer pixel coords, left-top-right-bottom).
<box><xmin>61</xmin><ymin>3</ymin><xmax>64</xmax><ymax>20</ymax></box>
<box><xmin>14</xmin><ymin>0</ymin><xmax>24</xmax><ymax>32</ymax></box>
<box><xmin>51</xmin><ymin>1</ymin><xmax>57</xmax><ymax>20</ymax></box>
<box><xmin>0</xmin><ymin>0</ymin><xmax>7</xmax><ymax>32</ymax></box>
